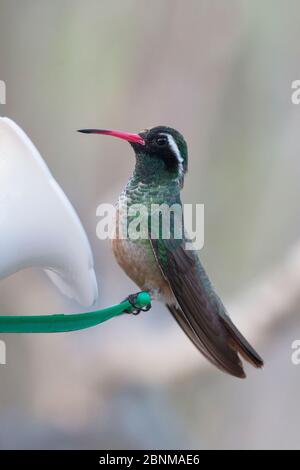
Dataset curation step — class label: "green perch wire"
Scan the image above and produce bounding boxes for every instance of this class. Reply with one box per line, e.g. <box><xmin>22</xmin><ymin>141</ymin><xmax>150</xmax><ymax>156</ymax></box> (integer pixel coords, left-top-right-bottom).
<box><xmin>0</xmin><ymin>292</ymin><xmax>151</xmax><ymax>333</ymax></box>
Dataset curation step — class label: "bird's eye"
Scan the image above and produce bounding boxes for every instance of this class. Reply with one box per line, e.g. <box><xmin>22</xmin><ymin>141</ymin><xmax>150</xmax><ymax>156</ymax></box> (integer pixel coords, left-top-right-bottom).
<box><xmin>155</xmin><ymin>135</ymin><xmax>168</xmax><ymax>146</ymax></box>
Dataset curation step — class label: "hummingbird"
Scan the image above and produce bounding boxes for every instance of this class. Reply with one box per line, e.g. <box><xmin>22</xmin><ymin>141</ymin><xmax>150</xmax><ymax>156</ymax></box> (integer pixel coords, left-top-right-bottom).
<box><xmin>78</xmin><ymin>126</ymin><xmax>263</xmax><ymax>378</ymax></box>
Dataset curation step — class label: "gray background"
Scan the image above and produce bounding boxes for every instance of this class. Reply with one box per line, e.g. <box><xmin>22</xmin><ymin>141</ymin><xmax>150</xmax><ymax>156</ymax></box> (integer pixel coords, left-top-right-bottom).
<box><xmin>0</xmin><ymin>0</ymin><xmax>300</xmax><ymax>449</ymax></box>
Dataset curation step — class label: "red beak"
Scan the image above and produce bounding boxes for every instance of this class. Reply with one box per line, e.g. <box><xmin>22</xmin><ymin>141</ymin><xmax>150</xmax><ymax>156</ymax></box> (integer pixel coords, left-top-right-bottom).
<box><xmin>78</xmin><ymin>128</ymin><xmax>145</xmax><ymax>145</ymax></box>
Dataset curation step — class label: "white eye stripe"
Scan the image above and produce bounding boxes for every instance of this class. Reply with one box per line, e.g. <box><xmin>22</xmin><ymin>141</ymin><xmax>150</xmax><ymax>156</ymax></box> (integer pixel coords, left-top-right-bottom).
<box><xmin>160</xmin><ymin>132</ymin><xmax>184</xmax><ymax>178</ymax></box>
<box><xmin>160</xmin><ymin>133</ymin><xmax>183</xmax><ymax>163</ymax></box>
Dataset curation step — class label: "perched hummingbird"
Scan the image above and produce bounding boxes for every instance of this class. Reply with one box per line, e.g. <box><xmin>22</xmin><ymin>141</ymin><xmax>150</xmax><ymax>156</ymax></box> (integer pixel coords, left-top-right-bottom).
<box><xmin>79</xmin><ymin>126</ymin><xmax>263</xmax><ymax>378</ymax></box>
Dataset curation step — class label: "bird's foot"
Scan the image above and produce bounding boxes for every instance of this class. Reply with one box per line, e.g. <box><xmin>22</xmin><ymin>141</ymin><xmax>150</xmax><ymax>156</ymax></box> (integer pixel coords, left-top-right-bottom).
<box><xmin>123</xmin><ymin>292</ymin><xmax>152</xmax><ymax>315</ymax></box>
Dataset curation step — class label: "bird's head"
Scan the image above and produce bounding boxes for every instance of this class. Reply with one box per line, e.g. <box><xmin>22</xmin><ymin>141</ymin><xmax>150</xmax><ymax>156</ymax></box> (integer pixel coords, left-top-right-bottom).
<box><xmin>78</xmin><ymin>126</ymin><xmax>188</xmax><ymax>185</ymax></box>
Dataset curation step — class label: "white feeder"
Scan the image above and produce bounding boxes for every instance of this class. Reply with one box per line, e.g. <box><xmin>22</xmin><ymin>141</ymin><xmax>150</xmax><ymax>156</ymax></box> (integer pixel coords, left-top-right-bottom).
<box><xmin>0</xmin><ymin>117</ymin><xmax>98</xmax><ymax>306</ymax></box>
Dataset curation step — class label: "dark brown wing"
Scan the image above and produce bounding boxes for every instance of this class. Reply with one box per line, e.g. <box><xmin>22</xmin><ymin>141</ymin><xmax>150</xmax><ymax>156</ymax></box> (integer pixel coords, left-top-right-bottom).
<box><xmin>166</xmin><ymin>303</ymin><xmax>231</xmax><ymax>372</ymax></box>
<box><xmin>150</xmin><ymin>236</ymin><xmax>263</xmax><ymax>378</ymax></box>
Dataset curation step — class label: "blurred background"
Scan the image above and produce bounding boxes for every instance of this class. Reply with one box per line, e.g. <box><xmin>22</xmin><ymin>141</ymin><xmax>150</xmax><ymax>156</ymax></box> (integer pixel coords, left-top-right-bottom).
<box><xmin>0</xmin><ymin>0</ymin><xmax>300</xmax><ymax>450</ymax></box>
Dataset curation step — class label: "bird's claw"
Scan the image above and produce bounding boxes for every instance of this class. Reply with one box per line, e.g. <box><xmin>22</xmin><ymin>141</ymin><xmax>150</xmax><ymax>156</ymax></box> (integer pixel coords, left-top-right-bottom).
<box><xmin>124</xmin><ymin>293</ymin><xmax>152</xmax><ymax>315</ymax></box>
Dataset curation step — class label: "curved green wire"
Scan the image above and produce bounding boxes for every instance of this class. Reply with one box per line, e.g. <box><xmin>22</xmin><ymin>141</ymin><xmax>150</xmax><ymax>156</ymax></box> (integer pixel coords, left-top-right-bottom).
<box><xmin>0</xmin><ymin>291</ymin><xmax>151</xmax><ymax>333</ymax></box>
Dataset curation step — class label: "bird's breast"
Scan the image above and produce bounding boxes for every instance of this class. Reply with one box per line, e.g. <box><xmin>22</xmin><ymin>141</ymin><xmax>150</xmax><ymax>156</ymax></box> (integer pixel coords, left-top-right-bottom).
<box><xmin>111</xmin><ymin>198</ymin><xmax>174</xmax><ymax>303</ymax></box>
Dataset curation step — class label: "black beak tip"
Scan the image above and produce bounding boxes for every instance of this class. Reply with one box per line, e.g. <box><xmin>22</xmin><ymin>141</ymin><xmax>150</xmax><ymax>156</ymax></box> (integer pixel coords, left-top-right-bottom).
<box><xmin>77</xmin><ymin>129</ymin><xmax>92</xmax><ymax>134</ymax></box>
